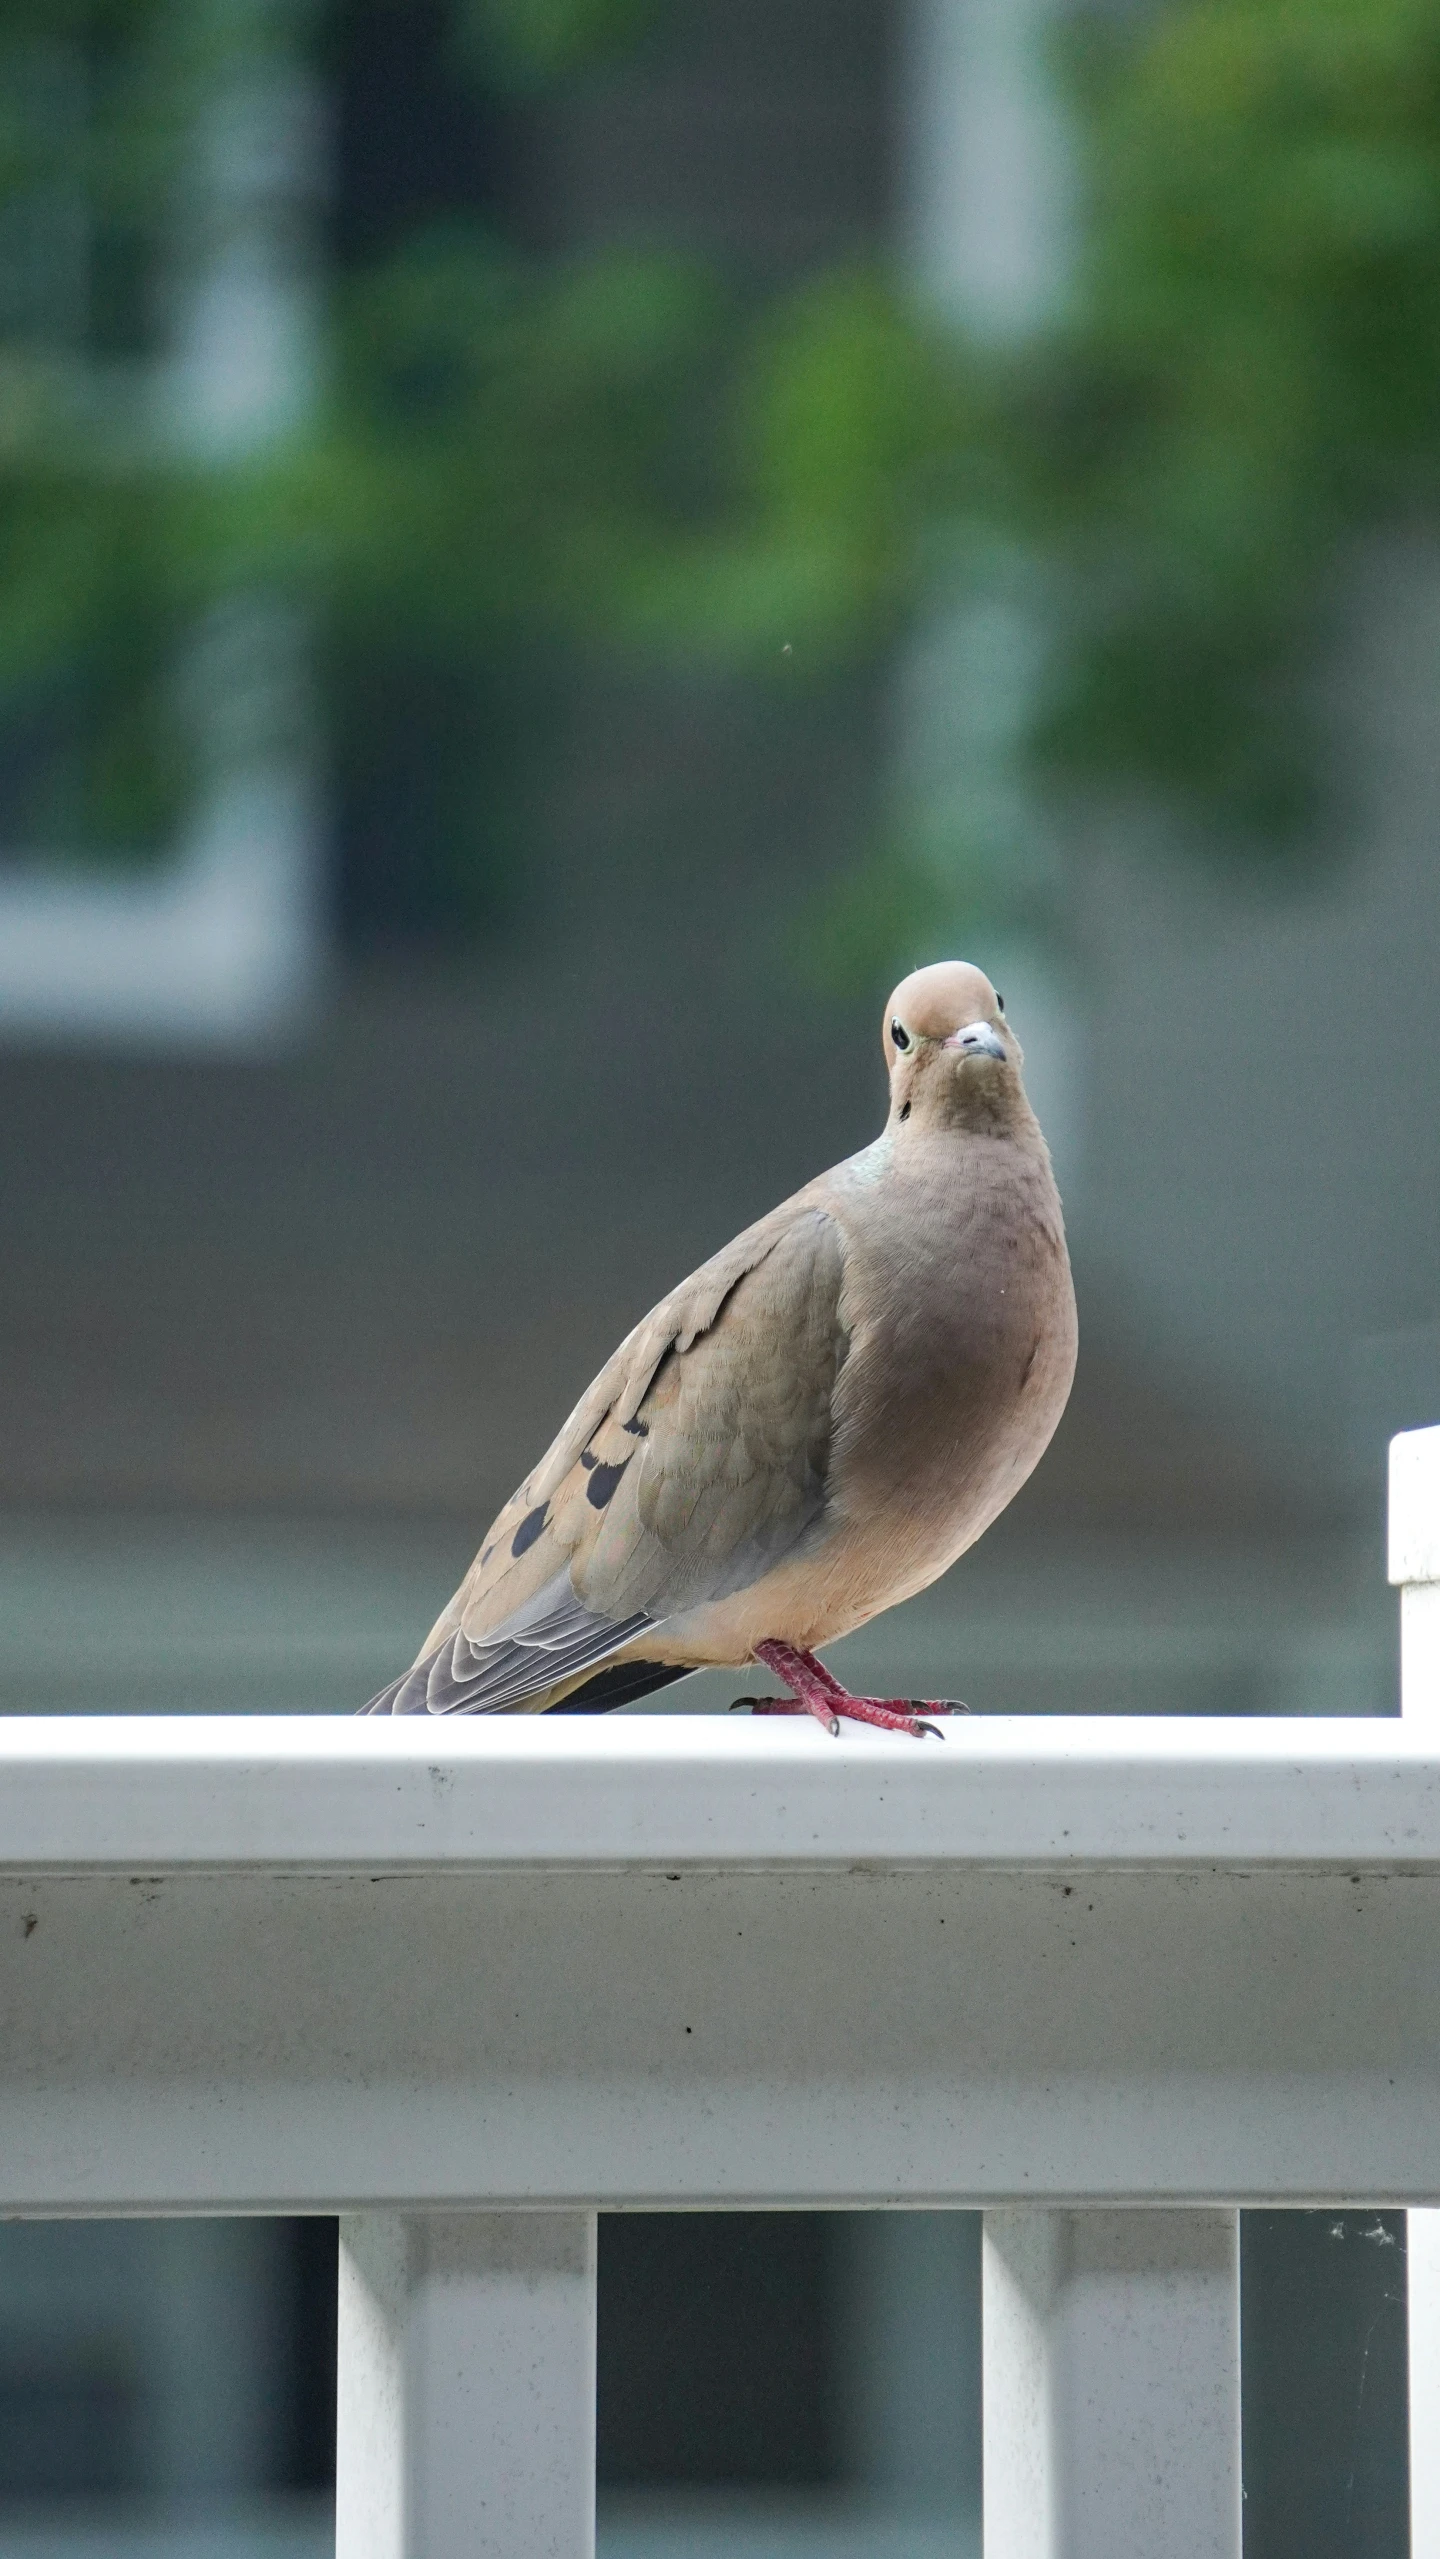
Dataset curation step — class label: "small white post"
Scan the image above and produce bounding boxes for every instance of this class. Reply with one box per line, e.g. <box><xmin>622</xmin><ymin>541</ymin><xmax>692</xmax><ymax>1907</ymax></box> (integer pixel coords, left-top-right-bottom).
<box><xmin>982</xmin><ymin>2209</ymin><xmax>1241</xmax><ymax>2556</ymax></box>
<box><xmin>336</xmin><ymin>2211</ymin><xmax>597</xmax><ymax>2559</ymax></box>
<box><xmin>1390</xmin><ymin>1423</ymin><xmax>1440</xmax><ymax>2556</ymax></box>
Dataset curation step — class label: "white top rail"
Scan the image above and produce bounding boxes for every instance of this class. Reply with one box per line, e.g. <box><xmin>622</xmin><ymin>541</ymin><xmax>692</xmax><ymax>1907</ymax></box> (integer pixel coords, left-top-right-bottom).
<box><xmin>0</xmin><ymin>1430</ymin><xmax>1436</xmax><ymax>2216</ymax></box>
<box><xmin>1</xmin><ymin>1708</ymin><xmax>1440</xmax><ymax>2212</ymax></box>
<box><xmin>0</xmin><ymin>1711</ymin><xmax>1437</xmax><ymax>1873</ymax></box>
<box><xmin>1391</xmin><ymin>1418</ymin><xmax>1440</xmax><ymax>1586</ymax></box>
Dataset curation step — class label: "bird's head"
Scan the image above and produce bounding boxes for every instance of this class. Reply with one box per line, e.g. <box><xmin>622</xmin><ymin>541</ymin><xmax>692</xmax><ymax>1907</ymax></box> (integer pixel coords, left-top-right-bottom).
<box><xmin>882</xmin><ymin>961</ymin><xmax>1029</xmax><ymax>1137</ymax></box>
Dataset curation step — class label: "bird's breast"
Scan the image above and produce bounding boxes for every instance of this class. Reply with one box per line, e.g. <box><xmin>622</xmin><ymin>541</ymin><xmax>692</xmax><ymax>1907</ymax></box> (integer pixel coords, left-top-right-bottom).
<box><xmin>826</xmin><ymin>1144</ymin><xmax>1076</xmax><ymax>1594</ymax></box>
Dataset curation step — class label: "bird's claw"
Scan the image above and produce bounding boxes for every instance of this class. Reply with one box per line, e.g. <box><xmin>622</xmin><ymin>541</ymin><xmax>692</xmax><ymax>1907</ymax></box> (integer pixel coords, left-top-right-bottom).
<box><xmin>740</xmin><ymin>1694</ymin><xmax>840</xmax><ymax>1733</ymax></box>
<box><xmin>732</xmin><ymin>1694</ymin><xmax>831</xmax><ymax>1722</ymax></box>
<box><xmin>739</xmin><ymin>1648</ymin><xmax>968</xmax><ymax>1739</ymax></box>
<box><xmin>736</xmin><ymin>1694</ymin><xmax>953</xmax><ymax>1739</ymax></box>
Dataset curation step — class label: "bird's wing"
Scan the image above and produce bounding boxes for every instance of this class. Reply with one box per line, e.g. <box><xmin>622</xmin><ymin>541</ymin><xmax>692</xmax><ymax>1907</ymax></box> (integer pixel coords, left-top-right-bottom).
<box><xmin>363</xmin><ymin>1202</ymin><xmax>848</xmax><ymax>1715</ymax></box>
<box><xmin>360</xmin><ymin>1572</ymin><xmax>656</xmax><ymax>1717</ymax></box>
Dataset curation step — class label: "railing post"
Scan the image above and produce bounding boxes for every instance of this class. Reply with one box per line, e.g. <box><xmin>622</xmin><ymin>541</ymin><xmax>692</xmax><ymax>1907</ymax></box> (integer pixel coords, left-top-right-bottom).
<box><xmin>982</xmin><ymin>2208</ymin><xmax>1241</xmax><ymax>2557</ymax></box>
<box><xmin>336</xmin><ymin>2211</ymin><xmax>597</xmax><ymax>2559</ymax></box>
<box><xmin>1390</xmin><ymin>1422</ymin><xmax>1440</xmax><ymax>2556</ymax></box>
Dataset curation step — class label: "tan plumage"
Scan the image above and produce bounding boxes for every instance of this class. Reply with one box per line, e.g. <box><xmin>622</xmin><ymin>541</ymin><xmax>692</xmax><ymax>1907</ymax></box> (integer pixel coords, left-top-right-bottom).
<box><xmin>363</xmin><ymin>961</ymin><xmax>1077</xmax><ymax>1720</ymax></box>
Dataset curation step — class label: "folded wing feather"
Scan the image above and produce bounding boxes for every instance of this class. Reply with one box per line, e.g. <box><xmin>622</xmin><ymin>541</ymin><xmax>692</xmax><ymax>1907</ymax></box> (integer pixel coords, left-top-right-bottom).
<box><xmin>362</xmin><ymin>1202</ymin><xmax>848</xmax><ymax>1716</ymax></box>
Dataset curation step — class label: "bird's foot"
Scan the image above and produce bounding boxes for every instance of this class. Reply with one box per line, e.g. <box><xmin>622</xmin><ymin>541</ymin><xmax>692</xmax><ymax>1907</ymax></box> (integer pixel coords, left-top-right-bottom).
<box><xmin>748</xmin><ymin>1694</ymin><xmax>948</xmax><ymax>1738</ymax></box>
<box><xmin>735</xmin><ymin>1639</ymin><xmax>967</xmax><ymax>1740</ymax></box>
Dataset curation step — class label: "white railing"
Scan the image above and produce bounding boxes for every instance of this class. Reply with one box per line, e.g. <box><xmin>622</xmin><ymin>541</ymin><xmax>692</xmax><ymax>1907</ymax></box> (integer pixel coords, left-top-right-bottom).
<box><xmin>2</xmin><ymin>1423</ymin><xmax>1439</xmax><ymax>2556</ymax></box>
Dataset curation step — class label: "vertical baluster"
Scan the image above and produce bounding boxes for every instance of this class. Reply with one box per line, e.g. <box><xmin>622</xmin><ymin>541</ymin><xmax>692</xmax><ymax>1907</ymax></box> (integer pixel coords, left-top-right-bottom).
<box><xmin>336</xmin><ymin>2210</ymin><xmax>597</xmax><ymax>2559</ymax></box>
<box><xmin>1390</xmin><ymin>1424</ymin><xmax>1440</xmax><ymax>2554</ymax></box>
<box><xmin>982</xmin><ymin>2208</ymin><xmax>1241</xmax><ymax>2558</ymax></box>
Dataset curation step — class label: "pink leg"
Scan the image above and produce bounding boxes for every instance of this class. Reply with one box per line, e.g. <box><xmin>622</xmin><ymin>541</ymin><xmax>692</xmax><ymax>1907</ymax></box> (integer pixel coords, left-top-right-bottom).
<box><xmin>742</xmin><ymin>1639</ymin><xmax>967</xmax><ymax>1741</ymax></box>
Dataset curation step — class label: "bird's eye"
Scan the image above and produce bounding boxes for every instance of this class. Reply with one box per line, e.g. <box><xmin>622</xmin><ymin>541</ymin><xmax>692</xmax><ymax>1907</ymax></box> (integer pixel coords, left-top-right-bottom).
<box><xmin>995</xmin><ymin>992</ymin><xmax>1005</xmax><ymax>1015</ymax></box>
<box><xmin>890</xmin><ymin>1019</ymin><xmax>911</xmax><ymax>1052</ymax></box>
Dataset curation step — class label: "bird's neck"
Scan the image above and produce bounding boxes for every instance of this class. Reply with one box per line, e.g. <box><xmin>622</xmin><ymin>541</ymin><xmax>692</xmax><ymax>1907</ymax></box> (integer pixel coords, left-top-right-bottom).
<box><xmin>894</xmin><ymin>1080</ymin><xmax>1042</xmax><ymax>1146</ymax></box>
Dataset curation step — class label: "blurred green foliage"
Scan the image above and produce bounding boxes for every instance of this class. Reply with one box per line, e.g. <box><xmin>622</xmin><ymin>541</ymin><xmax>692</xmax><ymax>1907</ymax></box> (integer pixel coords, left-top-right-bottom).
<box><xmin>311</xmin><ymin>230</ymin><xmax>727</xmax><ymax>646</ymax></box>
<box><xmin>455</xmin><ymin>0</ymin><xmax>662</xmax><ymax>87</ymax></box>
<box><xmin>1034</xmin><ymin>0</ymin><xmax>1440</xmax><ymax>838</ymax></box>
<box><xmin>0</xmin><ymin>0</ymin><xmax>254</xmax><ymax>856</ymax></box>
<box><xmin>619</xmin><ymin>270</ymin><xmax>980</xmax><ymax>666</ymax></box>
<box><xmin>718</xmin><ymin>0</ymin><xmax>1440</xmax><ymax>886</ymax></box>
<box><xmin>2</xmin><ymin>0</ymin><xmax>1440</xmax><ymax>918</ymax></box>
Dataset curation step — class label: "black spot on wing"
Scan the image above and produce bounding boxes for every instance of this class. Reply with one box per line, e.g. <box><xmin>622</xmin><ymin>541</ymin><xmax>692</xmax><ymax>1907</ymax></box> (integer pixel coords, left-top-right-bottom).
<box><xmin>585</xmin><ymin>1456</ymin><xmax>631</xmax><ymax>1509</ymax></box>
<box><xmin>511</xmin><ymin>1503</ymin><xmax>549</xmax><ymax>1558</ymax></box>
<box><xmin>623</xmin><ymin>1417</ymin><xmax>649</xmax><ymax>1437</ymax></box>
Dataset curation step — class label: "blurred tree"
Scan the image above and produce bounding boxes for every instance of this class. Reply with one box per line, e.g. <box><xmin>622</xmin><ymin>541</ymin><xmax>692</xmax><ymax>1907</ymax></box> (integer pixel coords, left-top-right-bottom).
<box><xmin>0</xmin><ymin>0</ymin><xmax>715</xmax><ymax>914</ymax></box>
<box><xmin>707</xmin><ymin>0</ymin><xmax>1440</xmax><ymax>881</ymax></box>
<box><xmin>1033</xmin><ymin>0</ymin><xmax>1440</xmax><ymax>843</ymax></box>
<box><xmin>454</xmin><ymin>0</ymin><xmax>662</xmax><ymax>87</ymax></box>
<box><xmin>0</xmin><ymin>0</ymin><xmax>236</xmax><ymax>860</ymax></box>
<box><xmin>3</xmin><ymin>0</ymin><xmax>1440</xmax><ymax>940</ymax></box>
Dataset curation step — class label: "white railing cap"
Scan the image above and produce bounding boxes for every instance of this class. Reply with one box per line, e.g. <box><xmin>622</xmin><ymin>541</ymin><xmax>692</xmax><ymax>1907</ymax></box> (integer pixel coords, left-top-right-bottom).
<box><xmin>3</xmin><ymin>1711</ymin><xmax>1440</xmax><ymax>1873</ymax></box>
<box><xmin>1390</xmin><ymin>1423</ymin><xmax>1440</xmax><ymax>1585</ymax></box>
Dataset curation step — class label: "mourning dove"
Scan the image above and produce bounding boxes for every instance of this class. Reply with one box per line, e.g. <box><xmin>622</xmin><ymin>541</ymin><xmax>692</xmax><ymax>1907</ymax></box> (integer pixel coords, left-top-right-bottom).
<box><xmin>363</xmin><ymin>961</ymin><xmax>1077</xmax><ymax>1736</ymax></box>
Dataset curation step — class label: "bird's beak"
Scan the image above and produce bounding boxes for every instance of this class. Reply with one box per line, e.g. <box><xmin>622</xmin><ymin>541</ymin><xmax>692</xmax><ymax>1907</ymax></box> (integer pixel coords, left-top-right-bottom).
<box><xmin>945</xmin><ymin>1020</ymin><xmax>1007</xmax><ymax>1062</ymax></box>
